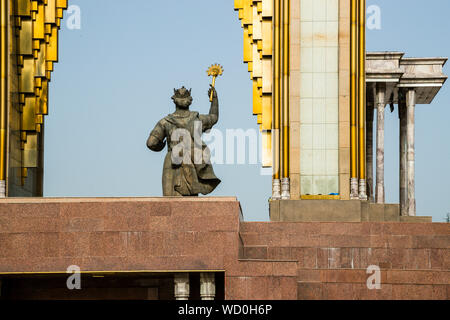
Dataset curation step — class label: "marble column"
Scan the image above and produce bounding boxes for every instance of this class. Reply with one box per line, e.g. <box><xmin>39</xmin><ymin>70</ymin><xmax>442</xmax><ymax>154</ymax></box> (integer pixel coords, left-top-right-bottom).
<box><xmin>406</xmin><ymin>89</ymin><xmax>416</xmax><ymax>216</ymax></box>
<box><xmin>366</xmin><ymin>103</ymin><xmax>374</xmax><ymax>202</ymax></box>
<box><xmin>174</xmin><ymin>273</ymin><xmax>190</xmax><ymax>300</ymax></box>
<box><xmin>399</xmin><ymin>99</ymin><xmax>408</xmax><ymax>216</ymax></box>
<box><xmin>375</xmin><ymin>85</ymin><xmax>386</xmax><ymax>204</ymax></box>
<box><xmin>200</xmin><ymin>273</ymin><xmax>216</xmax><ymax>300</ymax></box>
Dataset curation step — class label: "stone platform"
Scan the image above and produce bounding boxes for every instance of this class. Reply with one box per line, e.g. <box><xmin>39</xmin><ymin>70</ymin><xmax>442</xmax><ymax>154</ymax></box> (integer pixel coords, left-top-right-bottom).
<box><xmin>270</xmin><ymin>200</ymin><xmax>432</xmax><ymax>222</ymax></box>
<box><xmin>0</xmin><ymin>197</ymin><xmax>448</xmax><ymax>300</ymax></box>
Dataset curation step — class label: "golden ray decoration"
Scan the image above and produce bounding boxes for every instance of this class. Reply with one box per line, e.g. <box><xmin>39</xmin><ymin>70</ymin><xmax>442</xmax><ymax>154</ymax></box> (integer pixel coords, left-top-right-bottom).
<box><xmin>207</xmin><ymin>64</ymin><xmax>224</xmax><ymax>102</ymax></box>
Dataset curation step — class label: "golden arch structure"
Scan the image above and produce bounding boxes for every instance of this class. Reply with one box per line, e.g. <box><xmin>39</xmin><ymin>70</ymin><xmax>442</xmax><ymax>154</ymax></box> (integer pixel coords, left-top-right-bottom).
<box><xmin>1</xmin><ymin>1</ymin><xmax>447</xmax><ymax>221</ymax></box>
<box><xmin>1</xmin><ymin>0</ymin><xmax>68</xmax><ymax>196</ymax></box>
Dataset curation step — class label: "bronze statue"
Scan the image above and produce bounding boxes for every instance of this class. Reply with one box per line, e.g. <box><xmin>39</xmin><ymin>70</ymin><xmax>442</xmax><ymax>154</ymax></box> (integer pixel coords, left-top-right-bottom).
<box><xmin>147</xmin><ymin>86</ymin><xmax>221</xmax><ymax>196</ymax></box>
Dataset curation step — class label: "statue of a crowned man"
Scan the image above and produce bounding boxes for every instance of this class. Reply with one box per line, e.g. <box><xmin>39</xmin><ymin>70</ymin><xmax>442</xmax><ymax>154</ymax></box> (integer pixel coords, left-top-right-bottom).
<box><xmin>146</xmin><ymin>86</ymin><xmax>221</xmax><ymax>196</ymax></box>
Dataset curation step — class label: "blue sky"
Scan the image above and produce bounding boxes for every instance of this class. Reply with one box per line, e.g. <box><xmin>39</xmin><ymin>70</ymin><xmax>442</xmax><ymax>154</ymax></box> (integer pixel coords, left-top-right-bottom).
<box><xmin>45</xmin><ymin>0</ymin><xmax>449</xmax><ymax>222</ymax></box>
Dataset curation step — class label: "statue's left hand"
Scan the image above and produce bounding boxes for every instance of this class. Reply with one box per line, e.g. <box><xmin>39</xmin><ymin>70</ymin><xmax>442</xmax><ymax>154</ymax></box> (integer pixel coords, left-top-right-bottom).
<box><xmin>208</xmin><ymin>85</ymin><xmax>218</xmax><ymax>99</ymax></box>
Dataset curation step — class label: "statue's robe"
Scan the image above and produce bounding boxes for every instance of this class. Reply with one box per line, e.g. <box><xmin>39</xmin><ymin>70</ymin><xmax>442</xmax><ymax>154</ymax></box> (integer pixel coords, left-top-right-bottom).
<box><xmin>148</xmin><ymin>111</ymin><xmax>221</xmax><ymax>196</ymax></box>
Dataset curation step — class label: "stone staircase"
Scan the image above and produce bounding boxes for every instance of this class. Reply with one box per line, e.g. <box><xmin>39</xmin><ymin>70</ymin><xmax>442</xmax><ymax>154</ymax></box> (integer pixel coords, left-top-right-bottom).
<box><xmin>239</xmin><ymin>221</ymin><xmax>449</xmax><ymax>300</ymax></box>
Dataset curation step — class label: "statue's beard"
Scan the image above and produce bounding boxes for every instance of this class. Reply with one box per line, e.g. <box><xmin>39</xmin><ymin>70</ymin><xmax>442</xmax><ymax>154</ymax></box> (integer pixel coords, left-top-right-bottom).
<box><xmin>174</xmin><ymin>97</ymin><xmax>192</xmax><ymax>109</ymax></box>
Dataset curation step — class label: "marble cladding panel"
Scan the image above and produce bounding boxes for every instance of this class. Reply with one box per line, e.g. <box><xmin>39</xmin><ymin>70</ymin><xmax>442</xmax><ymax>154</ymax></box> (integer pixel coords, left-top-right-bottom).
<box><xmin>299</xmin><ymin>0</ymin><xmax>339</xmax><ymax>196</ymax></box>
<box><xmin>300</xmin><ymin>0</ymin><xmax>339</xmax><ymax>22</ymax></box>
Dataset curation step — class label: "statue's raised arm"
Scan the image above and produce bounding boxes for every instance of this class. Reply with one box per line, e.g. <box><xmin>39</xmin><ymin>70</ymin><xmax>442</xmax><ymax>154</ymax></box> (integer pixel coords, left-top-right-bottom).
<box><xmin>199</xmin><ymin>85</ymin><xmax>219</xmax><ymax>132</ymax></box>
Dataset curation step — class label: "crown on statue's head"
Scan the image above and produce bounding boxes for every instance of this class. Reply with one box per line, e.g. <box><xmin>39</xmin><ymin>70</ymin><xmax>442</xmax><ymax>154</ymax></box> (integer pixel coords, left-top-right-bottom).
<box><xmin>172</xmin><ymin>86</ymin><xmax>192</xmax><ymax>99</ymax></box>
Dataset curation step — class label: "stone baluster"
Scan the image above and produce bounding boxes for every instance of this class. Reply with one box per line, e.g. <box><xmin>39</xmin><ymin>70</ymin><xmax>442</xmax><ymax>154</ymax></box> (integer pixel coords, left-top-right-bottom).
<box><xmin>174</xmin><ymin>273</ymin><xmax>190</xmax><ymax>300</ymax></box>
<box><xmin>200</xmin><ymin>273</ymin><xmax>216</xmax><ymax>300</ymax></box>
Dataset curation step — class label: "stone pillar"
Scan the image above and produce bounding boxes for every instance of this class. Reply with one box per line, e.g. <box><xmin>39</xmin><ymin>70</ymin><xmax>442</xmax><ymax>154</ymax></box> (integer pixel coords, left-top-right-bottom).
<box><xmin>200</xmin><ymin>273</ymin><xmax>216</xmax><ymax>300</ymax></box>
<box><xmin>399</xmin><ymin>99</ymin><xmax>408</xmax><ymax>216</ymax></box>
<box><xmin>174</xmin><ymin>273</ymin><xmax>190</xmax><ymax>300</ymax></box>
<box><xmin>366</xmin><ymin>103</ymin><xmax>374</xmax><ymax>202</ymax></box>
<box><xmin>375</xmin><ymin>84</ymin><xmax>386</xmax><ymax>204</ymax></box>
<box><xmin>406</xmin><ymin>89</ymin><xmax>416</xmax><ymax>216</ymax></box>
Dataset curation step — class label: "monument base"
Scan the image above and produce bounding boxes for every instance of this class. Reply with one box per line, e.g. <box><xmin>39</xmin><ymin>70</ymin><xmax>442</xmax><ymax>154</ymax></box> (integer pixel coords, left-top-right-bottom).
<box><xmin>270</xmin><ymin>200</ymin><xmax>432</xmax><ymax>223</ymax></box>
<box><xmin>0</xmin><ymin>197</ymin><xmax>447</xmax><ymax>300</ymax></box>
